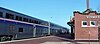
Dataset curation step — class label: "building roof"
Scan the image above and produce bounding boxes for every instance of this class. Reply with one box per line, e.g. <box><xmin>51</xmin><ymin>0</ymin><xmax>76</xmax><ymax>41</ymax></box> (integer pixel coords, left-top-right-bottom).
<box><xmin>73</xmin><ymin>9</ymin><xmax>100</xmax><ymax>15</ymax></box>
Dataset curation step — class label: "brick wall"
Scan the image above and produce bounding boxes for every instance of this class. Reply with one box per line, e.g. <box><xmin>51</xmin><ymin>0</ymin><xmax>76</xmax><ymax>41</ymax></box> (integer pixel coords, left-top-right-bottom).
<box><xmin>74</xmin><ymin>12</ymin><xmax>99</xmax><ymax>40</ymax></box>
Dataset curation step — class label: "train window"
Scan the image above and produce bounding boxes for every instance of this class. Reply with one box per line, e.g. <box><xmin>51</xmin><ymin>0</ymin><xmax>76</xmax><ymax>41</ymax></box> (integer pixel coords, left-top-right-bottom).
<box><xmin>34</xmin><ymin>20</ymin><xmax>39</xmax><ymax>24</ymax></box>
<box><xmin>26</xmin><ymin>19</ymin><xmax>41</xmax><ymax>24</ymax></box>
<box><xmin>38</xmin><ymin>21</ymin><xmax>41</xmax><ymax>24</ymax></box>
<box><xmin>32</xmin><ymin>20</ymin><xmax>35</xmax><ymax>23</ymax></box>
<box><xmin>41</xmin><ymin>23</ymin><xmax>48</xmax><ymax>26</ymax></box>
<box><xmin>29</xmin><ymin>19</ymin><xmax>33</xmax><ymax>23</ymax></box>
<box><xmin>23</xmin><ymin>18</ymin><xmax>28</xmax><ymax>22</ymax></box>
<box><xmin>0</xmin><ymin>12</ymin><xmax>3</xmax><ymax>17</ymax></box>
<box><xmin>19</xmin><ymin>17</ymin><xmax>22</xmax><ymax>21</ymax></box>
<box><xmin>26</xmin><ymin>18</ymin><xmax>28</xmax><ymax>22</ymax></box>
<box><xmin>6</xmin><ymin>13</ymin><xmax>14</xmax><ymax>19</ymax></box>
<box><xmin>18</xmin><ymin>28</ymin><xmax>23</xmax><ymax>32</ymax></box>
<box><xmin>9</xmin><ymin>25</ymin><xmax>15</xmax><ymax>32</ymax></box>
<box><xmin>46</xmin><ymin>23</ymin><xmax>48</xmax><ymax>25</ymax></box>
<box><xmin>16</xmin><ymin>16</ymin><xmax>22</xmax><ymax>21</ymax></box>
<box><xmin>44</xmin><ymin>23</ymin><xmax>48</xmax><ymax>26</ymax></box>
<box><xmin>23</xmin><ymin>18</ymin><xmax>26</xmax><ymax>21</ymax></box>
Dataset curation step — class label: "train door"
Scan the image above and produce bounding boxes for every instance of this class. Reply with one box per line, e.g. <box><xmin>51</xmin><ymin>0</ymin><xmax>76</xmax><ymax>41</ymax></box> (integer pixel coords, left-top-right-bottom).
<box><xmin>9</xmin><ymin>25</ymin><xmax>16</xmax><ymax>39</ymax></box>
<box><xmin>9</xmin><ymin>25</ymin><xmax>15</xmax><ymax>33</ymax></box>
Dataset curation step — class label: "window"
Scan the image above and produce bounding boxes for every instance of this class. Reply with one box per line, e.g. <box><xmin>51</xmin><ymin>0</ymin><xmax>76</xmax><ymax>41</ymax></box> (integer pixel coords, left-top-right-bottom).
<box><xmin>34</xmin><ymin>20</ymin><xmax>38</xmax><ymax>24</ymax></box>
<box><xmin>38</xmin><ymin>21</ymin><xmax>41</xmax><ymax>24</ymax></box>
<box><xmin>9</xmin><ymin>25</ymin><xmax>15</xmax><ymax>32</ymax></box>
<box><xmin>29</xmin><ymin>19</ymin><xmax>33</xmax><ymax>23</ymax></box>
<box><xmin>41</xmin><ymin>22</ymin><xmax>48</xmax><ymax>26</ymax></box>
<box><xmin>16</xmin><ymin>16</ymin><xmax>22</xmax><ymax>21</ymax></box>
<box><xmin>0</xmin><ymin>12</ymin><xmax>3</xmax><ymax>17</ymax></box>
<box><xmin>82</xmin><ymin>21</ymin><xmax>88</xmax><ymax>27</ymax></box>
<box><xmin>18</xmin><ymin>28</ymin><xmax>23</xmax><ymax>32</ymax></box>
<box><xmin>23</xmin><ymin>18</ymin><xmax>28</xmax><ymax>22</ymax></box>
<box><xmin>32</xmin><ymin>20</ymin><xmax>35</xmax><ymax>23</ymax></box>
<box><xmin>90</xmin><ymin>21</ymin><xmax>96</xmax><ymax>26</ymax></box>
<box><xmin>6</xmin><ymin>13</ymin><xmax>14</xmax><ymax>19</ymax></box>
<box><xmin>98</xmin><ymin>21</ymin><xmax>100</xmax><ymax>26</ymax></box>
<box><xmin>45</xmin><ymin>23</ymin><xmax>48</xmax><ymax>26</ymax></box>
<box><xmin>34</xmin><ymin>20</ymin><xmax>40</xmax><ymax>24</ymax></box>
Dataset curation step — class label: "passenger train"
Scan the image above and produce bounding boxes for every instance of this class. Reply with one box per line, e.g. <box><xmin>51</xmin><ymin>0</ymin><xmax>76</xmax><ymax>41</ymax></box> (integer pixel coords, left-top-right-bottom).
<box><xmin>0</xmin><ymin>7</ymin><xmax>69</xmax><ymax>41</ymax></box>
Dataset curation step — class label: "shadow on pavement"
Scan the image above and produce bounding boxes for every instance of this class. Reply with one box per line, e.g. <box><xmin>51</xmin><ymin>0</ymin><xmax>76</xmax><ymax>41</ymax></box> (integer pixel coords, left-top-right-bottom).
<box><xmin>56</xmin><ymin>34</ymin><xmax>73</xmax><ymax>39</ymax></box>
<box><xmin>55</xmin><ymin>34</ymin><xmax>99</xmax><ymax>44</ymax></box>
<box><xmin>55</xmin><ymin>34</ymin><xmax>81</xmax><ymax>44</ymax></box>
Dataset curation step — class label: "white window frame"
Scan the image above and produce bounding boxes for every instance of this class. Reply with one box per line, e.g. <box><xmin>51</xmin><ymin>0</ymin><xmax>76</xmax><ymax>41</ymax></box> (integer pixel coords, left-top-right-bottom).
<box><xmin>82</xmin><ymin>21</ymin><xmax>88</xmax><ymax>27</ymax></box>
<box><xmin>90</xmin><ymin>21</ymin><xmax>96</xmax><ymax>26</ymax></box>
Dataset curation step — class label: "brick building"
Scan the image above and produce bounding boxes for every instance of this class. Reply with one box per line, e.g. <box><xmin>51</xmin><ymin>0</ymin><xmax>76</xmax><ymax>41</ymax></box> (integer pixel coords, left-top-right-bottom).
<box><xmin>68</xmin><ymin>9</ymin><xmax>100</xmax><ymax>40</ymax></box>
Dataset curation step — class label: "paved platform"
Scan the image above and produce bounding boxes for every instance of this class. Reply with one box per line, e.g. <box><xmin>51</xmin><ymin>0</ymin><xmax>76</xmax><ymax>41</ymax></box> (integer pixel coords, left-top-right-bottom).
<box><xmin>41</xmin><ymin>42</ymin><xmax>99</xmax><ymax>44</ymax></box>
<box><xmin>0</xmin><ymin>35</ymin><xmax>99</xmax><ymax>44</ymax></box>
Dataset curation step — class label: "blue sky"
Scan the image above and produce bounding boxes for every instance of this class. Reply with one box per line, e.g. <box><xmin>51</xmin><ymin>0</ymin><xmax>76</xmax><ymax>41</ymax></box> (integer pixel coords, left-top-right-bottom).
<box><xmin>0</xmin><ymin>0</ymin><xmax>100</xmax><ymax>29</ymax></box>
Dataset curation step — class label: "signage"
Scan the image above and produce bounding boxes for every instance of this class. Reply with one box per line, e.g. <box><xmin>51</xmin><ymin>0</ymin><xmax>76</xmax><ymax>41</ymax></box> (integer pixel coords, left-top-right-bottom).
<box><xmin>86</xmin><ymin>16</ymin><xmax>100</xmax><ymax>18</ymax></box>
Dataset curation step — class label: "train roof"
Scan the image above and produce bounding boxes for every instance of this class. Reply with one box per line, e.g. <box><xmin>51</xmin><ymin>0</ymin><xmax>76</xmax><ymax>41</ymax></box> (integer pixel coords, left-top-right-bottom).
<box><xmin>0</xmin><ymin>7</ymin><xmax>48</xmax><ymax>23</ymax></box>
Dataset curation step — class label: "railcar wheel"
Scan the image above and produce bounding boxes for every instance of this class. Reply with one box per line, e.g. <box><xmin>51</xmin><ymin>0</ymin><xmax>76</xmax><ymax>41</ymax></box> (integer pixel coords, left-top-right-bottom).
<box><xmin>7</xmin><ymin>37</ymin><xmax>12</xmax><ymax>41</ymax></box>
<box><xmin>0</xmin><ymin>36</ymin><xmax>6</xmax><ymax>42</ymax></box>
<box><xmin>9</xmin><ymin>36</ymin><xmax>13</xmax><ymax>41</ymax></box>
<box><xmin>0</xmin><ymin>36</ymin><xmax>13</xmax><ymax>41</ymax></box>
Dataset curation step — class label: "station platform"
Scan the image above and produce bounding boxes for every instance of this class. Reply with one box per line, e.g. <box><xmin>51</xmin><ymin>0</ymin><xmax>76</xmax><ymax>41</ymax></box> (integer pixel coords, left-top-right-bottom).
<box><xmin>0</xmin><ymin>35</ymin><xmax>99</xmax><ymax>44</ymax></box>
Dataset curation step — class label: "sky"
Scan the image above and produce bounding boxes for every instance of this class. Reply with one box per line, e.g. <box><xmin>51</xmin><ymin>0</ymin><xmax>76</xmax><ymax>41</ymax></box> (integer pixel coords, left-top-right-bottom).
<box><xmin>0</xmin><ymin>0</ymin><xmax>100</xmax><ymax>30</ymax></box>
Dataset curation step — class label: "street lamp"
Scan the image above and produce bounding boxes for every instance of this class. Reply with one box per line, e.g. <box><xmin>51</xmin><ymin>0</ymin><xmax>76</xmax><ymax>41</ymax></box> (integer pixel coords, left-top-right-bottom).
<box><xmin>48</xmin><ymin>17</ymin><xmax>52</xmax><ymax>35</ymax></box>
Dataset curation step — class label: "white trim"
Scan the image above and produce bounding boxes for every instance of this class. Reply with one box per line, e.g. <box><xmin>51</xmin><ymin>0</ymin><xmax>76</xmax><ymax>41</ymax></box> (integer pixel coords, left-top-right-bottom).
<box><xmin>81</xmin><ymin>26</ymin><xmax>98</xmax><ymax>27</ymax></box>
<box><xmin>81</xmin><ymin>21</ymin><xmax>98</xmax><ymax>27</ymax></box>
<box><xmin>0</xmin><ymin>18</ymin><xmax>49</xmax><ymax>27</ymax></box>
<box><xmin>90</xmin><ymin>21</ymin><xmax>96</xmax><ymax>26</ymax></box>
